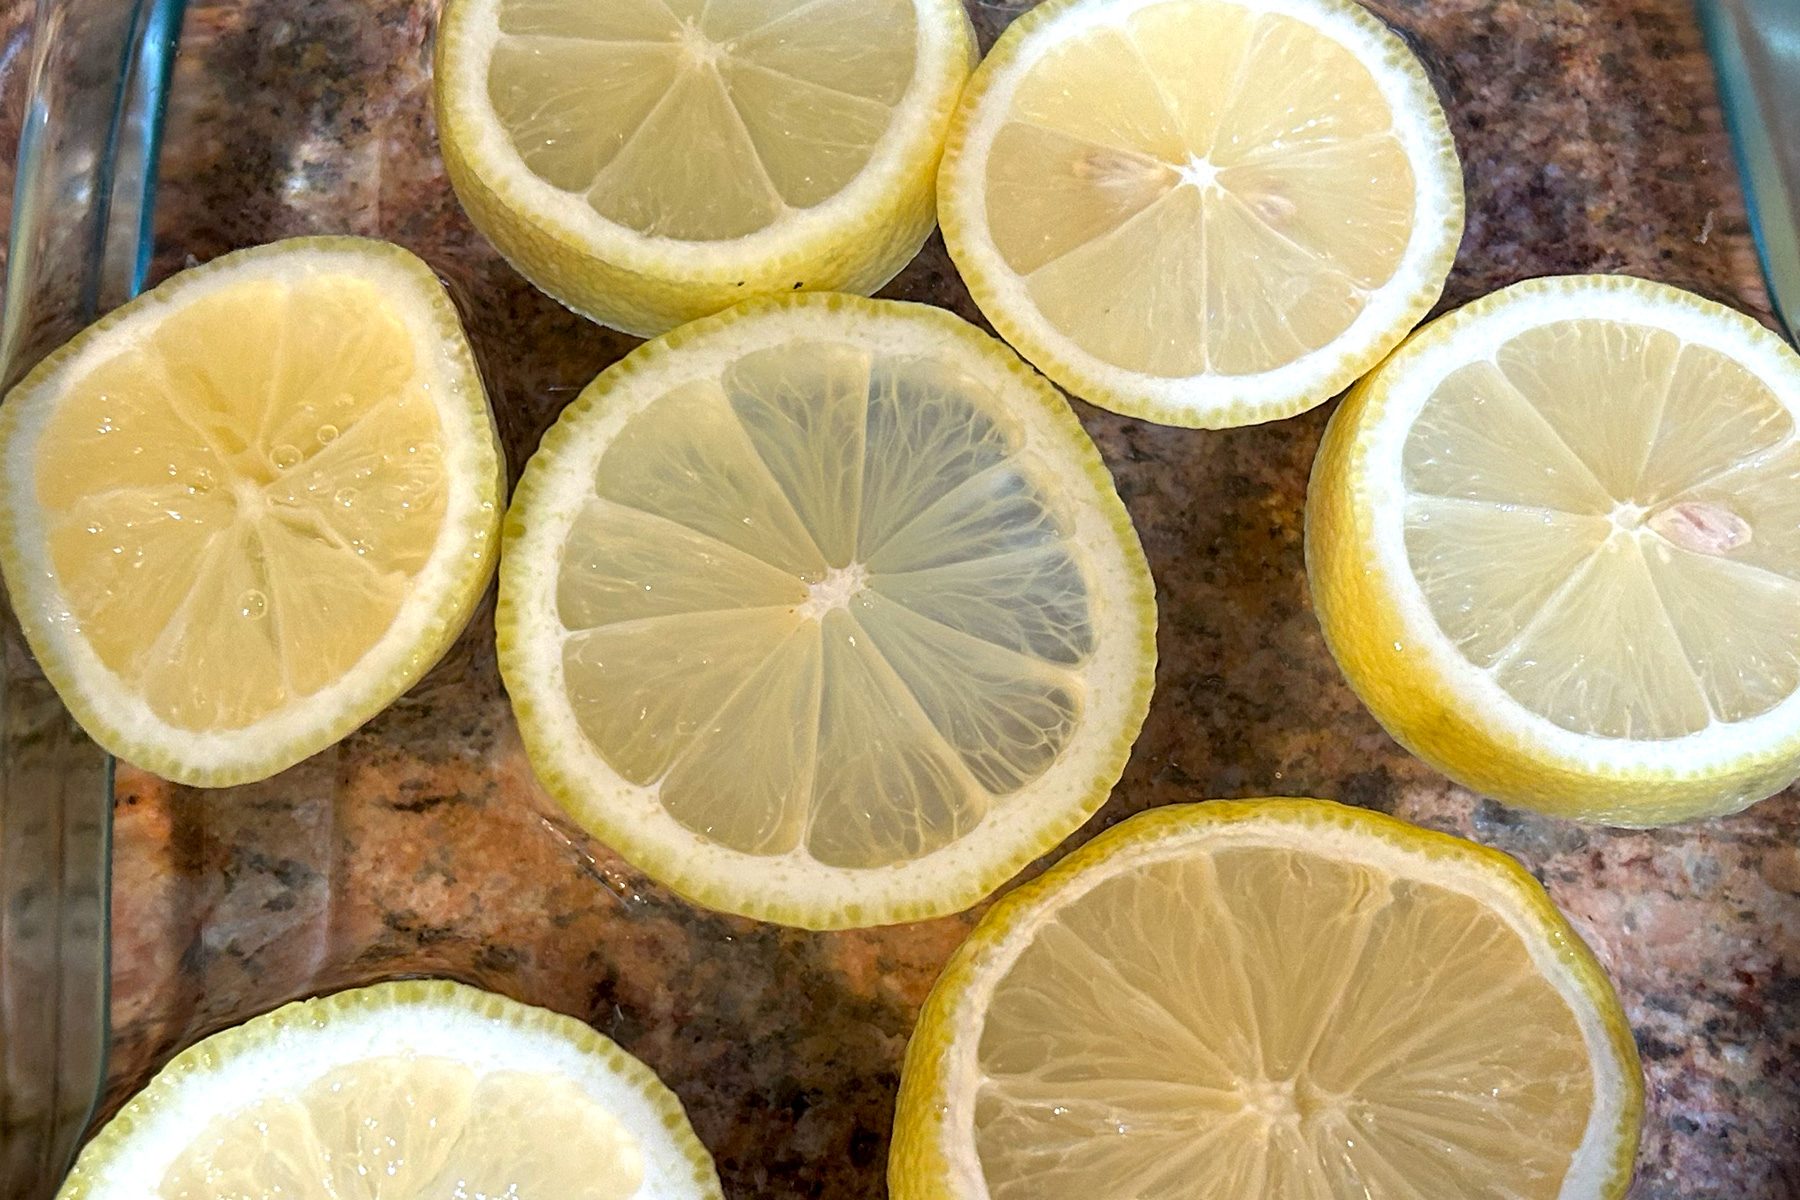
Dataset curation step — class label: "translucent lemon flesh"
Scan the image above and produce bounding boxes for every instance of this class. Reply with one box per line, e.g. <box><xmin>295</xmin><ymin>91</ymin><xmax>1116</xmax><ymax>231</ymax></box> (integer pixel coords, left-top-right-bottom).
<box><xmin>487</xmin><ymin>0</ymin><xmax>917</xmax><ymax>240</ymax></box>
<box><xmin>557</xmin><ymin>341</ymin><xmax>1092</xmax><ymax>869</ymax></box>
<box><xmin>968</xmin><ymin>831</ymin><xmax>1600</xmax><ymax>1198</ymax></box>
<box><xmin>160</xmin><ymin>1057</ymin><xmax>642</xmax><ymax>1200</ymax></box>
<box><xmin>37</xmin><ymin>273</ymin><xmax>449</xmax><ymax>733</ymax></box>
<box><xmin>983</xmin><ymin>0</ymin><xmax>1414</xmax><ymax>377</ymax></box>
<box><xmin>1402</xmin><ymin>319</ymin><xmax>1800</xmax><ymax>739</ymax></box>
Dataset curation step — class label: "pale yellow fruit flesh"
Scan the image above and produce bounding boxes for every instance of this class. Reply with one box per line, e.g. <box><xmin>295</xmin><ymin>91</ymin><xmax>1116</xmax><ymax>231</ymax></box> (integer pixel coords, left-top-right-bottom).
<box><xmin>556</xmin><ymin>341</ymin><xmax>1092</xmax><ymax>869</ymax></box>
<box><xmin>971</xmin><ymin>845</ymin><xmax>1593</xmax><ymax>1199</ymax></box>
<box><xmin>1402</xmin><ymin>318</ymin><xmax>1800</xmax><ymax>738</ymax></box>
<box><xmin>487</xmin><ymin>0</ymin><xmax>917</xmax><ymax>240</ymax></box>
<box><xmin>158</xmin><ymin>1057</ymin><xmax>643</xmax><ymax>1200</ymax></box>
<box><xmin>37</xmin><ymin>274</ymin><xmax>449</xmax><ymax>732</ymax></box>
<box><xmin>984</xmin><ymin>0</ymin><xmax>1415</xmax><ymax>377</ymax></box>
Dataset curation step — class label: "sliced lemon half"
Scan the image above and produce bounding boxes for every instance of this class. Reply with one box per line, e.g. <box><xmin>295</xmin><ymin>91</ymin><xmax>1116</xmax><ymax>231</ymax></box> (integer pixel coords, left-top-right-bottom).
<box><xmin>435</xmin><ymin>0</ymin><xmax>975</xmax><ymax>337</ymax></box>
<box><xmin>1309</xmin><ymin>275</ymin><xmax>1800</xmax><ymax>824</ymax></box>
<box><xmin>938</xmin><ymin>0</ymin><xmax>1464</xmax><ymax>427</ymax></box>
<box><xmin>0</xmin><ymin>238</ymin><xmax>504</xmax><ymax>787</ymax></box>
<box><xmin>892</xmin><ymin>798</ymin><xmax>1642</xmax><ymax>1200</ymax></box>
<box><xmin>58</xmin><ymin>979</ymin><xmax>721</xmax><ymax>1200</ymax></box>
<box><xmin>497</xmin><ymin>293</ymin><xmax>1156</xmax><ymax>929</ymax></box>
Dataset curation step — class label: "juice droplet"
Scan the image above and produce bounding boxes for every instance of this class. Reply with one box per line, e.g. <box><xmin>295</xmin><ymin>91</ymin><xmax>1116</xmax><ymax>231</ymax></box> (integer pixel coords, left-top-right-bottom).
<box><xmin>271</xmin><ymin>444</ymin><xmax>302</xmax><ymax>471</ymax></box>
<box><xmin>188</xmin><ymin>467</ymin><xmax>215</xmax><ymax>496</ymax></box>
<box><xmin>316</xmin><ymin>423</ymin><xmax>340</xmax><ymax>445</ymax></box>
<box><xmin>334</xmin><ymin>486</ymin><xmax>357</xmax><ymax>508</ymax></box>
<box><xmin>237</xmin><ymin>589</ymin><xmax>268</xmax><ymax>619</ymax></box>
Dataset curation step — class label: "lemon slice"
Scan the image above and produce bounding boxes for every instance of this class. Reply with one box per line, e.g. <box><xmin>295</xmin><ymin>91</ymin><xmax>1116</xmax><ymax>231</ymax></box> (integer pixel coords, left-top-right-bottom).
<box><xmin>938</xmin><ymin>0</ymin><xmax>1463</xmax><ymax>428</ymax></box>
<box><xmin>0</xmin><ymin>238</ymin><xmax>503</xmax><ymax>788</ymax></box>
<box><xmin>892</xmin><ymin>798</ymin><xmax>1642</xmax><ymax>1200</ymax></box>
<box><xmin>1309</xmin><ymin>275</ymin><xmax>1800</xmax><ymax>825</ymax></box>
<box><xmin>497</xmin><ymin>293</ymin><xmax>1156</xmax><ymax>929</ymax></box>
<box><xmin>435</xmin><ymin>0</ymin><xmax>975</xmax><ymax>337</ymax></box>
<box><xmin>57</xmin><ymin>979</ymin><xmax>720</xmax><ymax>1200</ymax></box>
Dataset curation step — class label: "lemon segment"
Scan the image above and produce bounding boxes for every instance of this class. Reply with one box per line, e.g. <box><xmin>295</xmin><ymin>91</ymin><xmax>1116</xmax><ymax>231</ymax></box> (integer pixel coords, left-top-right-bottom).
<box><xmin>1308</xmin><ymin>275</ymin><xmax>1800</xmax><ymax>823</ymax></box>
<box><xmin>57</xmin><ymin>980</ymin><xmax>720</xmax><ymax>1200</ymax></box>
<box><xmin>892</xmin><ymin>799</ymin><xmax>1642</xmax><ymax>1200</ymax></box>
<box><xmin>436</xmin><ymin>0</ymin><xmax>975</xmax><ymax>336</ymax></box>
<box><xmin>938</xmin><ymin>0</ymin><xmax>1463</xmax><ymax>427</ymax></box>
<box><xmin>498</xmin><ymin>294</ymin><xmax>1156</xmax><ymax>928</ymax></box>
<box><xmin>0</xmin><ymin>238</ymin><xmax>503</xmax><ymax>787</ymax></box>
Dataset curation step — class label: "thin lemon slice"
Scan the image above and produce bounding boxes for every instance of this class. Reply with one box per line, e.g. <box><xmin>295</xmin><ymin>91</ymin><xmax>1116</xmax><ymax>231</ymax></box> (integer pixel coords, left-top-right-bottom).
<box><xmin>1309</xmin><ymin>275</ymin><xmax>1800</xmax><ymax>824</ymax></box>
<box><xmin>0</xmin><ymin>238</ymin><xmax>503</xmax><ymax>787</ymax></box>
<box><xmin>498</xmin><ymin>293</ymin><xmax>1156</xmax><ymax>929</ymax></box>
<box><xmin>892</xmin><ymin>798</ymin><xmax>1642</xmax><ymax>1200</ymax></box>
<box><xmin>435</xmin><ymin>0</ymin><xmax>975</xmax><ymax>337</ymax></box>
<box><xmin>938</xmin><ymin>0</ymin><xmax>1463</xmax><ymax>428</ymax></box>
<box><xmin>57</xmin><ymin>979</ymin><xmax>721</xmax><ymax>1200</ymax></box>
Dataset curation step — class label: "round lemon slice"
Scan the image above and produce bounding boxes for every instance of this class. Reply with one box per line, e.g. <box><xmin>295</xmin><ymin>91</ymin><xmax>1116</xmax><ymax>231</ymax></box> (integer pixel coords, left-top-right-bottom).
<box><xmin>0</xmin><ymin>238</ymin><xmax>503</xmax><ymax>788</ymax></box>
<box><xmin>497</xmin><ymin>293</ymin><xmax>1156</xmax><ymax>929</ymax></box>
<box><xmin>938</xmin><ymin>0</ymin><xmax>1463</xmax><ymax>428</ymax></box>
<box><xmin>1309</xmin><ymin>275</ymin><xmax>1800</xmax><ymax>825</ymax></box>
<box><xmin>435</xmin><ymin>0</ymin><xmax>976</xmax><ymax>337</ymax></box>
<box><xmin>892</xmin><ymin>798</ymin><xmax>1642</xmax><ymax>1200</ymax></box>
<box><xmin>58</xmin><ymin>979</ymin><xmax>721</xmax><ymax>1200</ymax></box>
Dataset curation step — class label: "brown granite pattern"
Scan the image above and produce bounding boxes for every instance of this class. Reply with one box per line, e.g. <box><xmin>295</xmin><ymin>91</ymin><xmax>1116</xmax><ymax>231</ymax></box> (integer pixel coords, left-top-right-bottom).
<box><xmin>3</xmin><ymin>0</ymin><xmax>1796</xmax><ymax>1195</ymax></box>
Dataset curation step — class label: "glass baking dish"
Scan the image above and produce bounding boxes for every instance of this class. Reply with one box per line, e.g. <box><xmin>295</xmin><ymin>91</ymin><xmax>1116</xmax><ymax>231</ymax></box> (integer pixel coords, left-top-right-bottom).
<box><xmin>1</xmin><ymin>1</ymin><xmax>1797</xmax><ymax>1197</ymax></box>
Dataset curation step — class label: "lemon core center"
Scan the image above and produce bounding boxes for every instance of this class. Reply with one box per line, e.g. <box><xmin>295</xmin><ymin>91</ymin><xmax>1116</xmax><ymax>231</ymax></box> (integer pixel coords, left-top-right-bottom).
<box><xmin>797</xmin><ymin>562</ymin><xmax>869</xmax><ymax>620</ymax></box>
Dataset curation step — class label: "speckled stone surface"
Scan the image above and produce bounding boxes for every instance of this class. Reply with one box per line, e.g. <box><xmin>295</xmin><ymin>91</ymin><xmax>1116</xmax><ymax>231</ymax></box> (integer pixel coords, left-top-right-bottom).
<box><xmin>5</xmin><ymin>0</ymin><xmax>1798</xmax><ymax>1195</ymax></box>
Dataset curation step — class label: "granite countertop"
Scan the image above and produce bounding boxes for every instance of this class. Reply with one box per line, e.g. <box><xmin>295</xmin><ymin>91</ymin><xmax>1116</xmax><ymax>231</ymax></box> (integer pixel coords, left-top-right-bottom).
<box><xmin>5</xmin><ymin>0</ymin><xmax>1796</xmax><ymax>1195</ymax></box>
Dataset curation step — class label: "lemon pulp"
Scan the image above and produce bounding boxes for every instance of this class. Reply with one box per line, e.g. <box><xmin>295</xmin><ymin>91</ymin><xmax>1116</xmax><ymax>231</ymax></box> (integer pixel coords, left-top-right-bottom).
<box><xmin>892</xmin><ymin>801</ymin><xmax>1640</xmax><ymax>1200</ymax></box>
<box><xmin>161</xmin><ymin>1057</ymin><xmax>642</xmax><ymax>1200</ymax></box>
<box><xmin>37</xmin><ymin>273</ymin><xmax>449</xmax><ymax>733</ymax></box>
<box><xmin>972</xmin><ymin>845</ymin><xmax>1593</xmax><ymax>1197</ymax></box>
<box><xmin>981</xmin><ymin>0</ymin><xmax>1416</xmax><ymax>377</ymax></box>
<box><xmin>486</xmin><ymin>0</ymin><xmax>918</xmax><ymax>238</ymax></box>
<box><xmin>1402</xmin><ymin>319</ymin><xmax>1800</xmax><ymax>739</ymax></box>
<box><xmin>60</xmin><ymin>981</ymin><xmax>720</xmax><ymax>1200</ymax></box>
<box><xmin>558</xmin><ymin>341</ymin><xmax>1092</xmax><ymax>868</ymax></box>
<box><xmin>500</xmin><ymin>295</ymin><xmax>1155</xmax><ymax>926</ymax></box>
